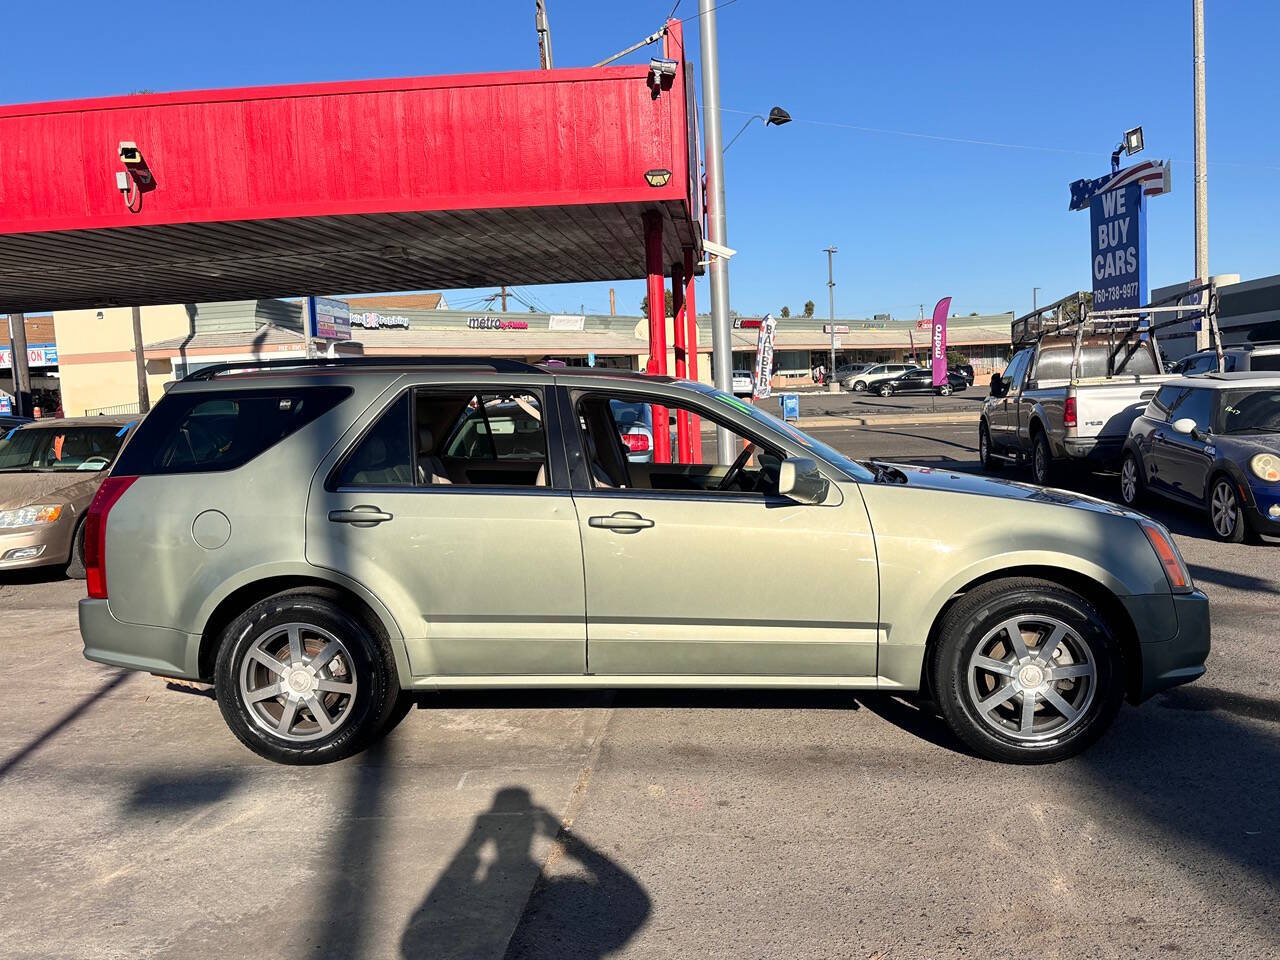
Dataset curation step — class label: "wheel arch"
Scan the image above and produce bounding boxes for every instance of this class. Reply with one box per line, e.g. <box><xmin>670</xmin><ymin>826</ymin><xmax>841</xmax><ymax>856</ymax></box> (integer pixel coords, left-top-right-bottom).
<box><xmin>196</xmin><ymin>571</ymin><xmax>405</xmax><ymax>683</ymax></box>
<box><xmin>919</xmin><ymin>565</ymin><xmax>1142</xmax><ymax>703</ymax></box>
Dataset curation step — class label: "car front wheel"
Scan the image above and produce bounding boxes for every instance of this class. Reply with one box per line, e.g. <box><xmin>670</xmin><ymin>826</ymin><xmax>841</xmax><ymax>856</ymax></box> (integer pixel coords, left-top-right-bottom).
<box><xmin>937</xmin><ymin>383</ymin><xmax>953</xmax><ymax>396</ymax></box>
<box><xmin>931</xmin><ymin>578</ymin><xmax>1124</xmax><ymax>763</ymax></box>
<box><xmin>214</xmin><ymin>590</ymin><xmax>402</xmax><ymax>764</ymax></box>
<box><xmin>1120</xmin><ymin>453</ymin><xmax>1143</xmax><ymax>506</ymax></box>
<box><xmin>877</xmin><ymin>384</ymin><xmax>893</xmax><ymax>397</ymax></box>
<box><xmin>1208</xmin><ymin>475</ymin><xmax>1250</xmax><ymax>543</ymax></box>
<box><xmin>1031</xmin><ymin>430</ymin><xmax>1053</xmax><ymax>486</ymax></box>
<box><xmin>978</xmin><ymin>421</ymin><xmax>999</xmax><ymax>472</ymax></box>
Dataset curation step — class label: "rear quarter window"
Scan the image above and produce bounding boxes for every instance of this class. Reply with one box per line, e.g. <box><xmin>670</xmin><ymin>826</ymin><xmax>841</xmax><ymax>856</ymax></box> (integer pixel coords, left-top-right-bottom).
<box><xmin>112</xmin><ymin>387</ymin><xmax>351</xmax><ymax>476</ymax></box>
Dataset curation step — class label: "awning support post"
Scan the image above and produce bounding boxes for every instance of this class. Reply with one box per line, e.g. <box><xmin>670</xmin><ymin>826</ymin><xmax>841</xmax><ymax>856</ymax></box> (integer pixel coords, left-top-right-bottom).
<box><xmin>682</xmin><ymin>247</ymin><xmax>701</xmax><ymax>462</ymax></box>
<box><xmin>671</xmin><ymin>258</ymin><xmax>693</xmax><ymax>463</ymax></box>
<box><xmin>643</xmin><ymin>211</ymin><xmax>671</xmax><ymax>463</ymax></box>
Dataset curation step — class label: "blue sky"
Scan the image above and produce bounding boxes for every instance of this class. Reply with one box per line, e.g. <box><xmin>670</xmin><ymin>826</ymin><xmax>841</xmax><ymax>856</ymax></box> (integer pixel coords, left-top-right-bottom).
<box><xmin>5</xmin><ymin>0</ymin><xmax>1278</xmax><ymax>319</ymax></box>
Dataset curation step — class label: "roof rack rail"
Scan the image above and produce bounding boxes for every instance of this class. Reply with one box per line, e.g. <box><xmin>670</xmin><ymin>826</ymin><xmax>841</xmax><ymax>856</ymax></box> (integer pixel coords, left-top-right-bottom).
<box><xmin>182</xmin><ymin>355</ymin><xmax>543</xmax><ymax>382</ymax></box>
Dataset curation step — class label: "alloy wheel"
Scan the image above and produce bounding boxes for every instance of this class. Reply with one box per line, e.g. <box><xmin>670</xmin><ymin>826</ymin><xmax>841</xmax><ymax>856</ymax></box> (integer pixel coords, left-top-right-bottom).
<box><xmin>1211</xmin><ymin>481</ymin><xmax>1239</xmax><ymax>539</ymax></box>
<box><xmin>979</xmin><ymin>429</ymin><xmax>989</xmax><ymax>465</ymax></box>
<box><xmin>1120</xmin><ymin>457</ymin><xmax>1138</xmax><ymax>503</ymax></box>
<box><xmin>966</xmin><ymin>615</ymin><xmax>1096</xmax><ymax>742</ymax></box>
<box><xmin>940</xmin><ymin>384</ymin><xmax>952</xmax><ymax>396</ymax></box>
<box><xmin>238</xmin><ymin>622</ymin><xmax>359</xmax><ymax>742</ymax></box>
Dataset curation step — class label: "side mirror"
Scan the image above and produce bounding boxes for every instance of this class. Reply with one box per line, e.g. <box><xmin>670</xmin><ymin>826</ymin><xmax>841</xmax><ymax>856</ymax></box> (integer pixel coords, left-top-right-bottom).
<box><xmin>988</xmin><ymin>373</ymin><xmax>1004</xmax><ymax>397</ymax></box>
<box><xmin>778</xmin><ymin>457</ymin><xmax>828</xmax><ymax>504</ymax></box>
<box><xmin>1171</xmin><ymin>417</ymin><xmax>1199</xmax><ymax>439</ymax></box>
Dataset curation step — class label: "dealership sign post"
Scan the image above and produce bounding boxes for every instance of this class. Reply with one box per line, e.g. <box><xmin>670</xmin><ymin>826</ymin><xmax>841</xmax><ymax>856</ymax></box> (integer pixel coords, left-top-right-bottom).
<box><xmin>1069</xmin><ymin>160</ymin><xmax>1170</xmax><ymax>311</ymax></box>
<box><xmin>931</xmin><ymin>297</ymin><xmax>951</xmax><ymax>388</ymax></box>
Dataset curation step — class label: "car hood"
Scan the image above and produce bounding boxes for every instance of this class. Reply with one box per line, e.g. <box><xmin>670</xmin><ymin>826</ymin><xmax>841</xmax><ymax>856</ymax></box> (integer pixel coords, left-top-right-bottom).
<box><xmin>1212</xmin><ymin>433</ymin><xmax>1280</xmax><ymax>459</ymax></box>
<box><xmin>872</xmin><ymin>461</ymin><xmax>1140</xmax><ymax>519</ymax></box>
<box><xmin>0</xmin><ymin>471</ymin><xmax>105</xmax><ymax>511</ymax></box>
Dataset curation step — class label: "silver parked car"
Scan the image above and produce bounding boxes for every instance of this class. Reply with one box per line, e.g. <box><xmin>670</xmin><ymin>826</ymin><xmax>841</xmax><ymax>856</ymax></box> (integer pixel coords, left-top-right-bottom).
<box><xmin>80</xmin><ymin>358</ymin><xmax>1208</xmax><ymax>766</ymax></box>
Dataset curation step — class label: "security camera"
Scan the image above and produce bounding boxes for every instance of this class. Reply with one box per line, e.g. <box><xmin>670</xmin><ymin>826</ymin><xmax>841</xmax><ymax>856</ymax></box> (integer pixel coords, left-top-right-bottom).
<box><xmin>648</xmin><ymin>57</ymin><xmax>678</xmax><ymax>86</ymax></box>
<box><xmin>702</xmin><ymin>238</ymin><xmax>737</xmax><ymax>260</ymax></box>
<box><xmin>118</xmin><ymin>141</ymin><xmax>143</xmax><ymax>164</ymax></box>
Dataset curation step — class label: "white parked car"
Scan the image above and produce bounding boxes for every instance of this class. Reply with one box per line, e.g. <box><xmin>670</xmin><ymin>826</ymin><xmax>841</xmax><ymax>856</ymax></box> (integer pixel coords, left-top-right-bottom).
<box><xmin>731</xmin><ymin>370</ymin><xmax>755</xmax><ymax>396</ymax></box>
<box><xmin>848</xmin><ymin>363</ymin><xmax>918</xmax><ymax>392</ymax></box>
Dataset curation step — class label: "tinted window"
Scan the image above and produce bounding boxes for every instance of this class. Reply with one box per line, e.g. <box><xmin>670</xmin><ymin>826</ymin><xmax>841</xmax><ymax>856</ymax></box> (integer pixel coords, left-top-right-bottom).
<box><xmin>1250</xmin><ymin>354</ymin><xmax>1280</xmax><ymax>372</ymax></box>
<box><xmin>1219</xmin><ymin>389</ymin><xmax>1280</xmax><ymax>434</ymax></box>
<box><xmin>334</xmin><ymin>393</ymin><xmax>413</xmax><ymax>487</ymax></box>
<box><xmin>1148</xmin><ymin>385</ymin><xmax>1181</xmax><ymax>422</ymax></box>
<box><xmin>1183</xmin><ymin>354</ymin><xmax>1218</xmax><ymax>375</ymax></box>
<box><xmin>1003</xmin><ymin>350</ymin><xmax>1032</xmax><ymax>389</ymax></box>
<box><xmin>1169</xmin><ymin>388</ymin><xmax>1214</xmax><ymax>432</ymax></box>
<box><xmin>113</xmin><ymin>387</ymin><xmax>349</xmax><ymax>476</ymax></box>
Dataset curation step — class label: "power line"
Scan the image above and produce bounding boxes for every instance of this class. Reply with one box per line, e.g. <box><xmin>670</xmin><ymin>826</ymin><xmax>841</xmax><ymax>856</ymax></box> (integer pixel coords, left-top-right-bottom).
<box><xmin>717</xmin><ymin>106</ymin><xmax>1280</xmax><ymax>173</ymax></box>
<box><xmin>677</xmin><ymin>0</ymin><xmax>742</xmax><ymax>24</ymax></box>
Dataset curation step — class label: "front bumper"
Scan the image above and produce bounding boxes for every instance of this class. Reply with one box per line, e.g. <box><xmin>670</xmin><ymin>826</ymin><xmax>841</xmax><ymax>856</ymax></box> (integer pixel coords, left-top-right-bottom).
<box><xmin>0</xmin><ymin>520</ymin><xmax>72</xmax><ymax>570</ymax></box>
<box><xmin>1242</xmin><ymin>482</ymin><xmax>1280</xmax><ymax>537</ymax></box>
<box><xmin>1123</xmin><ymin>589</ymin><xmax>1210</xmax><ymax>702</ymax></box>
<box><xmin>80</xmin><ymin>598</ymin><xmax>202</xmax><ymax>680</ymax></box>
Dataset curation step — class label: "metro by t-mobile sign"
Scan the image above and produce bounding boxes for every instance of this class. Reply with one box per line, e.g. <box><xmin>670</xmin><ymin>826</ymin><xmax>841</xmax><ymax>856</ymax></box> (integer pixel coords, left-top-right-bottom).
<box><xmin>1069</xmin><ymin>159</ymin><xmax>1170</xmax><ymax>311</ymax></box>
<box><xmin>931</xmin><ymin>297</ymin><xmax>951</xmax><ymax>387</ymax></box>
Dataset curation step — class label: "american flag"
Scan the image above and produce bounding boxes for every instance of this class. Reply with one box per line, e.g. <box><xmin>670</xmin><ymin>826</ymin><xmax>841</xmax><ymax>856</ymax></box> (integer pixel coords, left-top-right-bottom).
<box><xmin>1069</xmin><ymin>159</ymin><xmax>1171</xmax><ymax>211</ymax></box>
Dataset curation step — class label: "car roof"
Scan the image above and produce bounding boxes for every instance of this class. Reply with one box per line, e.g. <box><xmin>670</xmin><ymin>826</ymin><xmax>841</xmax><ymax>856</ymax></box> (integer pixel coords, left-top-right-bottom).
<box><xmin>1165</xmin><ymin>371</ymin><xmax>1280</xmax><ymax>390</ymax></box>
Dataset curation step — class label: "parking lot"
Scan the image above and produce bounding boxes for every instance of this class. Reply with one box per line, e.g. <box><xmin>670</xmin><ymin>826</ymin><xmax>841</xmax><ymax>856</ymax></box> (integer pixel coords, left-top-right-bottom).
<box><xmin>2</xmin><ymin>422</ymin><xmax>1278</xmax><ymax>960</ymax></box>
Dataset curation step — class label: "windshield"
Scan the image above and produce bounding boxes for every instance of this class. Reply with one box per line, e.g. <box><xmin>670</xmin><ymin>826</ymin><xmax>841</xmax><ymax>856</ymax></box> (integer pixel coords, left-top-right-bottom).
<box><xmin>0</xmin><ymin>426</ymin><xmax>127</xmax><ymax>472</ymax></box>
<box><xmin>692</xmin><ymin>385</ymin><xmax>875</xmax><ymax>482</ymax></box>
<box><xmin>1218</xmin><ymin>389</ymin><xmax>1280</xmax><ymax>435</ymax></box>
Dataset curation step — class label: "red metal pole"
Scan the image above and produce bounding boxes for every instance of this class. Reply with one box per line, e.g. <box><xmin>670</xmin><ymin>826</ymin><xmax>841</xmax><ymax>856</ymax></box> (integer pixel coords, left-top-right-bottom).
<box><xmin>683</xmin><ymin>247</ymin><xmax>702</xmax><ymax>462</ymax></box>
<box><xmin>671</xmin><ymin>258</ymin><xmax>693</xmax><ymax>463</ymax></box>
<box><xmin>643</xmin><ymin>211</ymin><xmax>671</xmax><ymax>463</ymax></box>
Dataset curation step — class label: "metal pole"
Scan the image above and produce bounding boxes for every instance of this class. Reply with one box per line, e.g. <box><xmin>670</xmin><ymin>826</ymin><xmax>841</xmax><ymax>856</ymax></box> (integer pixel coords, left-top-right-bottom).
<box><xmin>131</xmin><ymin>305</ymin><xmax>150</xmax><ymax>414</ymax></box>
<box><xmin>1193</xmin><ymin>0</ymin><xmax>1210</xmax><ymax>350</ymax></box>
<box><xmin>825</xmin><ymin>246</ymin><xmax>837</xmax><ymax>383</ymax></box>
<box><xmin>1033</xmin><ymin>287</ymin><xmax>1040</xmax><ymax>314</ymax></box>
<box><xmin>698</xmin><ymin>0</ymin><xmax>735</xmax><ymax>463</ymax></box>
<box><xmin>9</xmin><ymin>313</ymin><xmax>31</xmax><ymax>418</ymax></box>
<box><xmin>643</xmin><ymin>211</ymin><xmax>671</xmax><ymax>464</ymax></box>
<box><xmin>682</xmin><ymin>247</ymin><xmax>702</xmax><ymax>462</ymax></box>
<box><xmin>301</xmin><ymin>297</ymin><xmax>314</xmax><ymax>359</ymax></box>
<box><xmin>535</xmin><ymin>0</ymin><xmax>554</xmax><ymax>69</ymax></box>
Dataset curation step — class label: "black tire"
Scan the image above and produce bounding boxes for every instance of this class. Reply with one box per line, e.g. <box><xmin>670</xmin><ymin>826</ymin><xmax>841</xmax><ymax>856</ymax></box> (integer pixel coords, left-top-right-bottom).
<box><xmin>852</xmin><ymin>380</ymin><xmax>867</xmax><ymax>393</ymax></box>
<box><xmin>877</xmin><ymin>383</ymin><xmax>893</xmax><ymax>397</ymax></box>
<box><xmin>1031</xmin><ymin>428</ymin><xmax>1053</xmax><ymax>486</ymax></box>
<box><xmin>1119</xmin><ymin>452</ymin><xmax>1144</xmax><ymax>507</ymax></box>
<box><xmin>930</xmin><ymin>578</ymin><xmax>1125</xmax><ymax>764</ymax></box>
<box><xmin>1207</xmin><ymin>474</ymin><xmax>1251</xmax><ymax>544</ymax></box>
<box><xmin>937</xmin><ymin>383</ymin><xmax>953</xmax><ymax>396</ymax></box>
<box><xmin>214</xmin><ymin>590</ymin><xmax>401</xmax><ymax>765</ymax></box>
<box><xmin>978</xmin><ymin>420</ymin><xmax>999</xmax><ymax>472</ymax></box>
<box><xmin>64</xmin><ymin>518</ymin><xmax>87</xmax><ymax>580</ymax></box>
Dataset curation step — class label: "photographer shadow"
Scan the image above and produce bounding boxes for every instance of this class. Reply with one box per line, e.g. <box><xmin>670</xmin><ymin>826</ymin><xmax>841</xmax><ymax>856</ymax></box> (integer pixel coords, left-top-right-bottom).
<box><xmin>401</xmin><ymin>787</ymin><xmax>649</xmax><ymax>960</ymax></box>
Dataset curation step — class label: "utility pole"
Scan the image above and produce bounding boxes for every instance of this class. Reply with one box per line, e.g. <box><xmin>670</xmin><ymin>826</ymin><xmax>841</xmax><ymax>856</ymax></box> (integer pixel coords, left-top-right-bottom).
<box><xmin>131</xmin><ymin>305</ymin><xmax>150</xmax><ymax>414</ymax></box>
<box><xmin>1193</xmin><ymin>0</ymin><xmax>1210</xmax><ymax>350</ymax></box>
<box><xmin>699</xmin><ymin>0</ymin><xmax>735</xmax><ymax>462</ymax></box>
<box><xmin>8</xmin><ymin>313</ymin><xmax>31</xmax><ymax>418</ymax></box>
<box><xmin>824</xmin><ymin>246</ymin><xmax>838</xmax><ymax>385</ymax></box>
<box><xmin>535</xmin><ymin>0</ymin><xmax>554</xmax><ymax>69</ymax></box>
<box><xmin>500</xmin><ymin>286</ymin><xmax>509</xmax><ymax>312</ymax></box>
<box><xmin>609</xmin><ymin>288</ymin><xmax>617</xmax><ymax>316</ymax></box>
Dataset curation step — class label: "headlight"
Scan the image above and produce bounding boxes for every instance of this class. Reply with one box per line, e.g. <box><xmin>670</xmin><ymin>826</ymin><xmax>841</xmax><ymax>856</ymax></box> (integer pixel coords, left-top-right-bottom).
<box><xmin>0</xmin><ymin>504</ymin><xmax>64</xmax><ymax>528</ymax></box>
<box><xmin>1250</xmin><ymin>453</ymin><xmax>1280</xmax><ymax>483</ymax></box>
<box><xmin>1139</xmin><ymin>519</ymin><xmax>1192</xmax><ymax>593</ymax></box>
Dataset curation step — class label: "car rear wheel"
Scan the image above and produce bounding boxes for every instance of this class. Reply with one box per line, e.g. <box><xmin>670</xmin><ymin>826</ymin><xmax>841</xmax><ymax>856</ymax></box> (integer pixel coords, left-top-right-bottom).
<box><xmin>931</xmin><ymin>578</ymin><xmax>1124</xmax><ymax>763</ymax></box>
<box><xmin>852</xmin><ymin>380</ymin><xmax>867</xmax><ymax>392</ymax></box>
<box><xmin>1119</xmin><ymin>453</ymin><xmax>1143</xmax><ymax>506</ymax></box>
<box><xmin>1208</xmin><ymin>475</ymin><xmax>1250</xmax><ymax>544</ymax></box>
<box><xmin>214</xmin><ymin>590</ymin><xmax>401</xmax><ymax>764</ymax></box>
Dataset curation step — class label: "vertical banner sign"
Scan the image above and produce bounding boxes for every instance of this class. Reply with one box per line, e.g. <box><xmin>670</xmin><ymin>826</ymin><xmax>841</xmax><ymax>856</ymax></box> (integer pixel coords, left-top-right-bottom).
<box><xmin>1069</xmin><ymin>159</ymin><xmax>1170</xmax><ymax>311</ymax></box>
<box><xmin>931</xmin><ymin>297</ymin><xmax>951</xmax><ymax>387</ymax></box>
<box><xmin>753</xmin><ymin>314</ymin><xmax>777</xmax><ymax>400</ymax></box>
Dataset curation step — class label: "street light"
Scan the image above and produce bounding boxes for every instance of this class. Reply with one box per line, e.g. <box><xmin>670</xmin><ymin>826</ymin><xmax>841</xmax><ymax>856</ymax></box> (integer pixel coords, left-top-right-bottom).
<box><xmin>824</xmin><ymin>245</ymin><xmax>838</xmax><ymax>386</ymax></box>
<box><xmin>1111</xmin><ymin>125</ymin><xmax>1144</xmax><ymax>172</ymax></box>
<box><xmin>723</xmin><ymin>106</ymin><xmax>792</xmax><ymax>153</ymax></box>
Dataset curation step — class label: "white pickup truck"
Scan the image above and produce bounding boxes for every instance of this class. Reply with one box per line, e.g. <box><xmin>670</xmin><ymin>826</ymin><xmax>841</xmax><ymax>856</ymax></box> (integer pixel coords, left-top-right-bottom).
<box><xmin>979</xmin><ymin>331</ymin><xmax>1175</xmax><ymax>485</ymax></box>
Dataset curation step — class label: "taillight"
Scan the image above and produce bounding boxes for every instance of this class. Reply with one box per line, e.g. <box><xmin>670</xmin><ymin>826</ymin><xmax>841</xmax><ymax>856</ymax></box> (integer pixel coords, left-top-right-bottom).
<box><xmin>84</xmin><ymin>476</ymin><xmax>137</xmax><ymax>600</ymax></box>
<box><xmin>620</xmin><ymin>432</ymin><xmax>651</xmax><ymax>453</ymax></box>
<box><xmin>1064</xmin><ymin>396</ymin><xmax>1077</xmax><ymax>429</ymax></box>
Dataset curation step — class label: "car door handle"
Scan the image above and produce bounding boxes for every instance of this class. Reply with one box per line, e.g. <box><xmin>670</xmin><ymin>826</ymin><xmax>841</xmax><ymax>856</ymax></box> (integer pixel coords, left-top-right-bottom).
<box><xmin>588</xmin><ymin>512</ymin><xmax>654</xmax><ymax>532</ymax></box>
<box><xmin>329</xmin><ymin>505</ymin><xmax>394</xmax><ymax>525</ymax></box>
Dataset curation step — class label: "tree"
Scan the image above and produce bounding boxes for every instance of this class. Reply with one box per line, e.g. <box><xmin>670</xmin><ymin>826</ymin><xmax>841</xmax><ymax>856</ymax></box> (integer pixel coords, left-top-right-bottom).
<box><xmin>802</xmin><ymin>300</ymin><xmax>815</xmax><ymax>317</ymax></box>
<box><xmin>779</xmin><ymin>306</ymin><xmax>791</xmax><ymax>318</ymax></box>
<box><xmin>946</xmin><ymin>348</ymin><xmax>969</xmax><ymax>368</ymax></box>
<box><xmin>639</xmin><ymin>290</ymin><xmax>675</xmax><ymax>317</ymax></box>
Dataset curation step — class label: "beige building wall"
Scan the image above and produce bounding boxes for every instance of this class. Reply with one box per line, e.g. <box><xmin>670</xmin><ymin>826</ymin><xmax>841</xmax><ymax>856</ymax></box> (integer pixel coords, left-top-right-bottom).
<box><xmin>54</xmin><ymin>306</ymin><xmax>192</xmax><ymax>415</ymax></box>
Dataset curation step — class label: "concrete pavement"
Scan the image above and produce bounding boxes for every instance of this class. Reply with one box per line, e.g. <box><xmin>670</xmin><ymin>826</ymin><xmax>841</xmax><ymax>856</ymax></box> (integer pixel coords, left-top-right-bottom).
<box><xmin>1</xmin><ymin>423</ymin><xmax>1278</xmax><ymax>959</ymax></box>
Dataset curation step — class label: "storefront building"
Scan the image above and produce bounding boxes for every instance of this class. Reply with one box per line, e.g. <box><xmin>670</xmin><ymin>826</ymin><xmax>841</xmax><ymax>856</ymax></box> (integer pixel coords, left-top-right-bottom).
<box><xmin>2</xmin><ymin>314</ymin><xmax>62</xmax><ymax>415</ymax></box>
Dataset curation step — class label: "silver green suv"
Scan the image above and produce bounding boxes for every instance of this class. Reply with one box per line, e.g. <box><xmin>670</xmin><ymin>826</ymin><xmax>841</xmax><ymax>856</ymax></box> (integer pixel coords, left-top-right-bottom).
<box><xmin>80</xmin><ymin>358</ymin><xmax>1209</xmax><ymax>765</ymax></box>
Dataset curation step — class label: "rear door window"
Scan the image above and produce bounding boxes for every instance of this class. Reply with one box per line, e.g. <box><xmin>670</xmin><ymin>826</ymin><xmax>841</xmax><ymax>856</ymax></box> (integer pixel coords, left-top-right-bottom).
<box><xmin>113</xmin><ymin>387</ymin><xmax>350</xmax><ymax>476</ymax></box>
<box><xmin>1250</xmin><ymin>353</ymin><xmax>1280</xmax><ymax>372</ymax></box>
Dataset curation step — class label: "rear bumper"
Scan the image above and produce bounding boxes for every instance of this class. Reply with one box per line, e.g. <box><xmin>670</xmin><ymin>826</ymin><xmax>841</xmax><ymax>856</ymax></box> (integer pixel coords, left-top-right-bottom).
<box><xmin>1062</xmin><ymin>436</ymin><xmax>1125</xmax><ymax>463</ymax></box>
<box><xmin>80</xmin><ymin>598</ymin><xmax>202</xmax><ymax>680</ymax></box>
<box><xmin>1123</xmin><ymin>589</ymin><xmax>1211</xmax><ymax>702</ymax></box>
